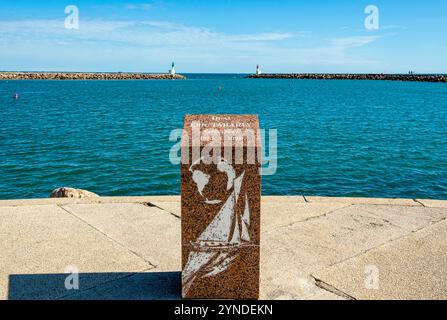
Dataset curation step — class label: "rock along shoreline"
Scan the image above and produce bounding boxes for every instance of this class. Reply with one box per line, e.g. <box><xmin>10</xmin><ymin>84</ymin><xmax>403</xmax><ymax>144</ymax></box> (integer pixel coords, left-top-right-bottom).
<box><xmin>247</xmin><ymin>73</ymin><xmax>447</xmax><ymax>83</ymax></box>
<box><xmin>0</xmin><ymin>72</ymin><xmax>186</xmax><ymax>80</ymax></box>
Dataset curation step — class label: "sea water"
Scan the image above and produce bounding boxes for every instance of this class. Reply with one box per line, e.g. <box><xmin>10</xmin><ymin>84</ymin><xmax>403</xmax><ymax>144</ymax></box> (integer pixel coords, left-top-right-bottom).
<box><xmin>0</xmin><ymin>74</ymin><xmax>446</xmax><ymax>199</ymax></box>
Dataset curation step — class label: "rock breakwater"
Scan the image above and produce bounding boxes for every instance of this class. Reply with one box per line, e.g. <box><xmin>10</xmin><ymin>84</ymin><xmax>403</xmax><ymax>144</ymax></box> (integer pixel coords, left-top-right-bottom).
<box><xmin>50</xmin><ymin>187</ymin><xmax>99</xmax><ymax>199</ymax></box>
<box><xmin>0</xmin><ymin>72</ymin><xmax>186</xmax><ymax>80</ymax></box>
<box><xmin>247</xmin><ymin>73</ymin><xmax>447</xmax><ymax>83</ymax></box>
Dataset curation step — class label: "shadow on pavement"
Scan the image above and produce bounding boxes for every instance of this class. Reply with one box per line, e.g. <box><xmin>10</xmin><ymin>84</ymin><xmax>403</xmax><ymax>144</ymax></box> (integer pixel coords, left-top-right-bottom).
<box><xmin>8</xmin><ymin>271</ymin><xmax>181</xmax><ymax>300</ymax></box>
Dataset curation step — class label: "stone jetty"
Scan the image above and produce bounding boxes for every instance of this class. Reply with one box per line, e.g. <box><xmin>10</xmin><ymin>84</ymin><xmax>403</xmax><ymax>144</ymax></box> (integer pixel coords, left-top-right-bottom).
<box><xmin>0</xmin><ymin>72</ymin><xmax>186</xmax><ymax>80</ymax></box>
<box><xmin>247</xmin><ymin>73</ymin><xmax>447</xmax><ymax>83</ymax></box>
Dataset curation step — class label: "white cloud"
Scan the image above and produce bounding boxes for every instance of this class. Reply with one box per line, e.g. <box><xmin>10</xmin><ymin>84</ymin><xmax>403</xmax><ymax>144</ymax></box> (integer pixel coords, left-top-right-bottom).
<box><xmin>0</xmin><ymin>19</ymin><xmax>300</xmax><ymax>50</ymax></box>
<box><xmin>381</xmin><ymin>25</ymin><xmax>408</xmax><ymax>31</ymax></box>
<box><xmin>329</xmin><ymin>36</ymin><xmax>382</xmax><ymax>48</ymax></box>
<box><xmin>125</xmin><ymin>3</ymin><xmax>156</xmax><ymax>11</ymax></box>
<box><xmin>0</xmin><ymin>18</ymin><xmax>384</xmax><ymax>72</ymax></box>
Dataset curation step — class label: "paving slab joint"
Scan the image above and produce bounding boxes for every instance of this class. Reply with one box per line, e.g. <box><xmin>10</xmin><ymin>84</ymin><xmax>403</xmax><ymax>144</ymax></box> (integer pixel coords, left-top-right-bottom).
<box><xmin>413</xmin><ymin>199</ymin><xmax>426</xmax><ymax>207</ymax></box>
<box><xmin>144</xmin><ymin>202</ymin><xmax>181</xmax><ymax>219</ymax></box>
<box><xmin>57</xmin><ymin>205</ymin><xmax>157</xmax><ymax>268</ymax></box>
<box><xmin>318</xmin><ymin>214</ymin><xmax>447</xmax><ymax>274</ymax></box>
<box><xmin>311</xmin><ymin>276</ymin><xmax>355</xmax><ymax>300</ymax></box>
<box><xmin>264</xmin><ymin>204</ymin><xmax>352</xmax><ymax>235</ymax></box>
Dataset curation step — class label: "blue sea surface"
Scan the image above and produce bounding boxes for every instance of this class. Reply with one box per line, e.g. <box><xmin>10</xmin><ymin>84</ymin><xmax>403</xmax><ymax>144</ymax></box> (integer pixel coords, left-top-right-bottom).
<box><xmin>1</xmin><ymin>74</ymin><xmax>446</xmax><ymax>200</ymax></box>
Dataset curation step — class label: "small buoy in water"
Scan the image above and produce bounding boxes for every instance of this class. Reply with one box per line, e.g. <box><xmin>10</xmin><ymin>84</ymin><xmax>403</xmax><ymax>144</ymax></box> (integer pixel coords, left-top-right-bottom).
<box><xmin>13</xmin><ymin>92</ymin><xmax>19</xmax><ymax>100</ymax></box>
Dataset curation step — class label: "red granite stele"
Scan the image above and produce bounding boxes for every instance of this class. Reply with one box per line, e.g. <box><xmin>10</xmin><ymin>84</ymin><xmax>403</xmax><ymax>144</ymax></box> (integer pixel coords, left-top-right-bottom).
<box><xmin>181</xmin><ymin>115</ymin><xmax>261</xmax><ymax>299</ymax></box>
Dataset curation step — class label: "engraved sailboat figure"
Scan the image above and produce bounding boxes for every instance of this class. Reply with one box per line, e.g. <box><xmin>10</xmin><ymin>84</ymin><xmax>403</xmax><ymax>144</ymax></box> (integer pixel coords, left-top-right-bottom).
<box><xmin>182</xmin><ymin>169</ymin><xmax>251</xmax><ymax>296</ymax></box>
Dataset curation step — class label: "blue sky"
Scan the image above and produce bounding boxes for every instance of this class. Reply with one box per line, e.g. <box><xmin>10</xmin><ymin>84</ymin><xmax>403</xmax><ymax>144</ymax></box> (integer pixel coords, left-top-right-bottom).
<box><xmin>0</xmin><ymin>0</ymin><xmax>446</xmax><ymax>73</ymax></box>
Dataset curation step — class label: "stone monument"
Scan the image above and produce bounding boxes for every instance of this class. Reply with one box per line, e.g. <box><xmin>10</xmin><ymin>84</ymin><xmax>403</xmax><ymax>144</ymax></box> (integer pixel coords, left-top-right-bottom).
<box><xmin>181</xmin><ymin>114</ymin><xmax>261</xmax><ymax>299</ymax></box>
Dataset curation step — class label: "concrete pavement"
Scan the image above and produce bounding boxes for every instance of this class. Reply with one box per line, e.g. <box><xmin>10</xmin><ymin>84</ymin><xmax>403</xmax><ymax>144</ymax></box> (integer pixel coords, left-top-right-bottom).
<box><xmin>0</xmin><ymin>196</ymin><xmax>446</xmax><ymax>300</ymax></box>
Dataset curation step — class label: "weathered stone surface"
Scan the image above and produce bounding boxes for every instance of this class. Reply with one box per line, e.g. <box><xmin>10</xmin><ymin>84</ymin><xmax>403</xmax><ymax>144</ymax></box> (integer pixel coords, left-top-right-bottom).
<box><xmin>0</xmin><ymin>196</ymin><xmax>179</xmax><ymax>207</ymax></box>
<box><xmin>416</xmin><ymin>199</ymin><xmax>447</xmax><ymax>208</ymax></box>
<box><xmin>247</xmin><ymin>73</ymin><xmax>447</xmax><ymax>83</ymax></box>
<box><xmin>0</xmin><ymin>72</ymin><xmax>186</xmax><ymax>80</ymax></box>
<box><xmin>312</xmin><ymin>218</ymin><xmax>447</xmax><ymax>300</ymax></box>
<box><xmin>266</xmin><ymin>204</ymin><xmax>447</xmax><ymax>267</ymax></box>
<box><xmin>62</xmin><ymin>203</ymin><xmax>181</xmax><ymax>271</ymax></box>
<box><xmin>305</xmin><ymin>196</ymin><xmax>420</xmax><ymax>206</ymax></box>
<box><xmin>50</xmin><ymin>187</ymin><xmax>99</xmax><ymax>199</ymax></box>
<box><xmin>262</xmin><ymin>202</ymin><xmax>349</xmax><ymax>231</ymax></box>
<box><xmin>260</xmin><ymin>204</ymin><xmax>447</xmax><ymax>299</ymax></box>
<box><xmin>262</xmin><ymin>195</ymin><xmax>306</xmax><ymax>203</ymax></box>
<box><xmin>1</xmin><ymin>196</ymin><xmax>446</xmax><ymax>300</ymax></box>
<box><xmin>0</xmin><ymin>205</ymin><xmax>150</xmax><ymax>300</ymax></box>
<box><xmin>181</xmin><ymin>115</ymin><xmax>261</xmax><ymax>299</ymax></box>
<box><xmin>147</xmin><ymin>197</ymin><xmax>181</xmax><ymax>217</ymax></box>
